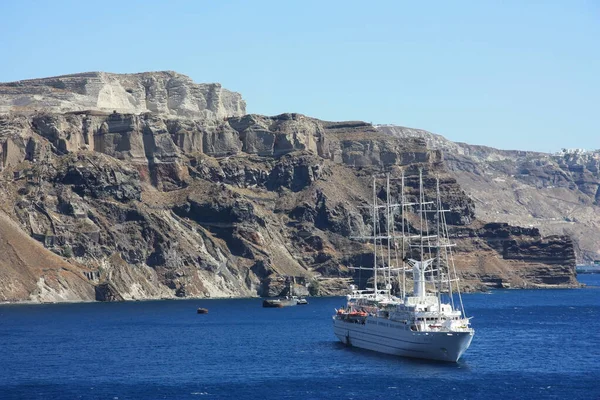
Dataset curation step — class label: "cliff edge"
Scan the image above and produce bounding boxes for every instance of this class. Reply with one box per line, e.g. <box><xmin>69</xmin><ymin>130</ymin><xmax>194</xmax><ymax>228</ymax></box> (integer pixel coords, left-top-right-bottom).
<box><xmin>0</xmin><ymin>71</ymin><xmax>246</xmax><ymax>119</ymax></box>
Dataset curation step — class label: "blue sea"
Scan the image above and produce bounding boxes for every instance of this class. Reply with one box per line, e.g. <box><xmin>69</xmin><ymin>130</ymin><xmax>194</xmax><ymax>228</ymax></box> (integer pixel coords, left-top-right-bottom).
<box><xmin>1</xmin><ymin>275</ymin><xmax>599</xmax><ymax>400</ymax></box>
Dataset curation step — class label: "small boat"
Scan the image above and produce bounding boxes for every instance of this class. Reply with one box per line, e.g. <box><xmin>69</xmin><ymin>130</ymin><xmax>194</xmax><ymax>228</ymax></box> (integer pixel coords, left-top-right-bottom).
<box><xmin>296</xmin><ymin>297</ymin><xmax>308</xmax><ymax>305</ymax></box>
<box><xmin>196</xmin><ymin>307</ymin><xmax>209</xmax><ymax>314</ymax></box>
<box><xmin>262</xmin><ymin>297</ymin><xmax>297</xmax><ymax>308</ymax></box>
<box><xmin>262</xmin><ymin>277</ymin><xmax>307</xmax><ymax>308</ymax></box>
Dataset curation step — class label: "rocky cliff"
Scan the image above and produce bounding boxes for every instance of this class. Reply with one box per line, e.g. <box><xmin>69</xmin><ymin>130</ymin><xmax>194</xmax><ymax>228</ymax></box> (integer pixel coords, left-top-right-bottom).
<box><xmin>0</xmin><ymin>71</ymin><xmax>245</xmax><ymax>119</ymax></box>
<box><xmin>378</xmin><ymin>124</ymin><xmax>600</xmax><ymax>264</ymax></box>
<box><xmin>0</xmin><ymin>72</ymin><xmax>578</xmax><ymax>303</ymax></box>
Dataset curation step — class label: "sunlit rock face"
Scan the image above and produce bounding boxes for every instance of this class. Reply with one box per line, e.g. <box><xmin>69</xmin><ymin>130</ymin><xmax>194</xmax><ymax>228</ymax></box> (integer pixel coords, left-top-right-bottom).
<box><xmin>378</xmin><ymin>124</ymin><xmax>600</xmax><ymax>264</ymax></box>
<box><xmin>0</xmin><ymin>71</ymin><xmax>246</xmax><ymax>119</ymax></box>
<box><xmin>0</xmin><ymin>73</ymin><xmax>579</xmax><ymax>303</ymax></box>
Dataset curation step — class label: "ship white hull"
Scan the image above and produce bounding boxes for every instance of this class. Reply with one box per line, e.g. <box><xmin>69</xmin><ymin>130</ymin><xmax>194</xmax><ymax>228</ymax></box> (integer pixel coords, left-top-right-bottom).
<box><xmin>333</xmin><ymin>316</ymin><xmax>474</xmax><ymax>362</ymax></box>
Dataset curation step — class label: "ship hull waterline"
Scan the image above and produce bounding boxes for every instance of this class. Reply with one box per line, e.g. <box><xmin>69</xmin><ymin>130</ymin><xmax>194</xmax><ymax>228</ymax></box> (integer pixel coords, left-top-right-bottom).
<box><xmin>333</xmin><ymin>317</ymin><xmax>474</xmax><ymax>362</ymax></box>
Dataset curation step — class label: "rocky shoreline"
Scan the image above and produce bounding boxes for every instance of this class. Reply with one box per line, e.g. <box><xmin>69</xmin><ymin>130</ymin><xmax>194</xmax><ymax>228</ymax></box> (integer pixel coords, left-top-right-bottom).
<box><xmin>0</xmin><ymin>72</ymin><xmax>578</xmax><ymax>303</ymax></box>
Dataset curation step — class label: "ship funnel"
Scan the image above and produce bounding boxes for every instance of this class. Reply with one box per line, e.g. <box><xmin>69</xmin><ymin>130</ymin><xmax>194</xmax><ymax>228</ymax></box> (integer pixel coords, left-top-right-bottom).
<box><xmin>408</xmin><ymin>258</ymin><xmax>433</xmax><ymax>299</ymax></box>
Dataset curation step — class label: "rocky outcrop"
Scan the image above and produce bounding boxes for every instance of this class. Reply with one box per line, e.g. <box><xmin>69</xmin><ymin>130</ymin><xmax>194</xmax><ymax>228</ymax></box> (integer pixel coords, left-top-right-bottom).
<box><xmin>449</xmin><ymin>222</ymin><xmax>577</xmax><ymax>289</ymax></box>
<box><xmin>0</xmin><ymin>72</ymin><xmax>579</xmax><ymax>303</ymax></box>
<box><xmin>0</xmin><ymin>210</ymin><xmax>95</xmax><ymax>302</ymax></box>
<box><xmin>378</xmin><ymin>124</ymin><xmax>600</xmax><ymax>264</ymax></box>
<box><xmin>0</xmin><ymin>71</ymin><xmax>245</xmax><ymax>119</ymax></box>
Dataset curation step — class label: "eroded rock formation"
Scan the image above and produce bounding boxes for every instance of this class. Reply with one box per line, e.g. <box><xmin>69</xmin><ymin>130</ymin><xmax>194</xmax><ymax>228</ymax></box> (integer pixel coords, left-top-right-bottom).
<box><xmin>0</xmin><ymin>72</ymin><xmax>578</xmax><ymax>303</ymax></box>
<box><xmin>378</xmin><ymin>124</ymin><xmax>600</xmax><ymax>264</ymax></box>
<box><xmin>0</xmin><ymin>71</ymin><xmax>245</xmax><ymax>119</ymax></box>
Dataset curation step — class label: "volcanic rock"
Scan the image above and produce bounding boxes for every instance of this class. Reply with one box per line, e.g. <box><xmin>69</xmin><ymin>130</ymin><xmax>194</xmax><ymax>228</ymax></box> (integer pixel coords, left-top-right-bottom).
<box><xmin>0</xmin><ymin>72</ymin><xmax>579</xmax><ymax>303</ymax></box>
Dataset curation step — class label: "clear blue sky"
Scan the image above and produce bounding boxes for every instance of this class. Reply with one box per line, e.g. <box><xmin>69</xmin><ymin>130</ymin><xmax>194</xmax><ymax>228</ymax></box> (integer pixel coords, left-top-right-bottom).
<box><xmin>1</xmin><ymin>1</ymin><xmax>598</xmax><ymax>152</ymax></box>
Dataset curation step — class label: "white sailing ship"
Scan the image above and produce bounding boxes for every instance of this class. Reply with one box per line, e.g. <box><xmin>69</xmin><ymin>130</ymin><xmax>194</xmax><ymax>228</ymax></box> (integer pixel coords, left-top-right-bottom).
<box><xmin>333</xmin><ymin>171</ymin><xmax>474</xmax><ymax>362</ymax></box>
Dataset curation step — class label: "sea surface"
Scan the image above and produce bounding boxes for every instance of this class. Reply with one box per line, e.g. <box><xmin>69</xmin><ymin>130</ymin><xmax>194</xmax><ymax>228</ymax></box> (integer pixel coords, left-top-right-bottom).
<box><xmin>1</xmin><ymin>275</ymin><xmax>599</xmax><ymax>400</ymax></box>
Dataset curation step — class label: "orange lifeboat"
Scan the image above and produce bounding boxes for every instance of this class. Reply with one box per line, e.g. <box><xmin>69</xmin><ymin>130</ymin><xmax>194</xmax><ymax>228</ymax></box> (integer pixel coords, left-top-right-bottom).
<box><xmin>349</xmin><ymin>311</ymin><xmax>368</xmax><ymax>317</ymax></box>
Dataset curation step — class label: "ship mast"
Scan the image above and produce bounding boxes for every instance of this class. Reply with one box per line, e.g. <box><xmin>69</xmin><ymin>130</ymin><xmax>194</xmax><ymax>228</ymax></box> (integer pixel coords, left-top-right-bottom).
<box><xmin>372</xmin><ymin>175</ymin><xmax>378</xmax><ymax>293</ymax></box>
<box><xmin>436</xmin><ymin>177</ymin><xmax>442</xmax><ymax>307</ymax></box>
<box><xmin>419</xmin><ymin>169</ymin><xmax>425</xmax><ymax>266</ymax></box>
<box><xmin>401</xmin><ymin>170</ymin><xmax>406</xmax><ymax>298</ymax></box>
<box><xmin>407</xmin><ymin>169</ymin><xmax>433</xmax><ymax>300</ymax></box>
<box><xmin>386</xmin><ymin>173</ymin><xmax>392</xmax><ymax>297</ymax></box>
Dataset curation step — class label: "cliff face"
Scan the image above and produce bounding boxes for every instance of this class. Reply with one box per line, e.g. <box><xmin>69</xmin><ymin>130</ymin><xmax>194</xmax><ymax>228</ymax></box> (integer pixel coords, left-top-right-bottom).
<box><xmin>0</xmin><ymin>71</ymin><xmax>246</xmax><ymax>119</ymax></box>
<box><xmin>0</xmin><ymin>73</ymin><xmax>578</xmax><ymax>303</ymax></box>
<box><xmin>378</xmin><ymin>124</ymin><xmax>600</xmax><ymax>264</ymax></box>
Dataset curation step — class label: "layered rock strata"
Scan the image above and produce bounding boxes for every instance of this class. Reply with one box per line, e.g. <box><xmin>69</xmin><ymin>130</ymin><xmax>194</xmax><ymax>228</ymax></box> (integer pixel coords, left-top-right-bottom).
<box><xmin>0</xmin><ymin>73</ymin><xmax>578</xmax><ymax>303</ymax></box>
<box><xmin>0</xmin><ymin>71</ymin><xmax>245</xmax><ymax>119</ymax></box>
<box><xmin>378</xmin><ymin>124</ymin><xmax>600</xmax><ymax>264</ymax></box>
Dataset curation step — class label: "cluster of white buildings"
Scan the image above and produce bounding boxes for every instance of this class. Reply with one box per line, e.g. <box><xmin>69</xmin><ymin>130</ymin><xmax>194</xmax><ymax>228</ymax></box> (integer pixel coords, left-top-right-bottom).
<box><xmin>556</xmin><ymin>148</ymin><xmax>588</xmax><ymax>155</ymax></box>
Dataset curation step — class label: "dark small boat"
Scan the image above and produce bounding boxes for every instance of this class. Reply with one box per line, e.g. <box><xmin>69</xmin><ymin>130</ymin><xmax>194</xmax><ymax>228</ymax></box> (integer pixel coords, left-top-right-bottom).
<box><xmin>197</xmin><ymin>307</ymin><xmax>209</xmax><ymax>314</ymax></box>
